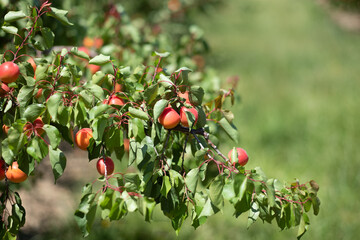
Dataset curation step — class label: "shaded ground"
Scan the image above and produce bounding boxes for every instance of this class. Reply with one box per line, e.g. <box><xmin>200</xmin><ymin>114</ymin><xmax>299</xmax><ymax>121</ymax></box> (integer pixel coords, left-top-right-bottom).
<box><xmin>19</xmin><ymin>145</ymin><xmax>96</xmax><ymax>235</ymax></box>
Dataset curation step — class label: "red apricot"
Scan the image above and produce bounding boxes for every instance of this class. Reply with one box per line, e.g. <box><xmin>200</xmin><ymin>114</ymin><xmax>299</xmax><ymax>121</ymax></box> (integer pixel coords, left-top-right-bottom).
<box><xmin>158</xmin><ymin>107</ymin><xmax>180</xmax><ymax>129</ymax></box>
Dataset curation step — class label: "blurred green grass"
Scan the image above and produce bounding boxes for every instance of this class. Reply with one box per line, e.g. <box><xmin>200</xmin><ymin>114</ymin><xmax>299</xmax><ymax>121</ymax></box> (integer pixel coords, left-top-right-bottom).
<box><xmin>21</xmin><ymin>0</ymin><xmax>360</xmax><ymax>239</ymax></box>
<box><xmin>195</xmin><ymin>0</ymin><xmax>360</xmax><ymax>239</ymax></box>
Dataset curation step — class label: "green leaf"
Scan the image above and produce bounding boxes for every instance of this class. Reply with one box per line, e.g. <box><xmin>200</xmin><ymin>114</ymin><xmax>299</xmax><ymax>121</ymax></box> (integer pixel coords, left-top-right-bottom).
<box><xmin>159</xmin><ymin>74</ymin><xmax>173</xmax><ymax>88</ymax></box>
<box><xmin>143</xmin><ymin>198</ymin><xmax>156</xmax><ymax>222</ymax></box>
<box><xmin>160</xmin><ymin>176</ymin><xmax>172</xmax><ymax>197</ymax></box>
<box><xmin>74</xmin><ymin>190</ymin><xmax>97</xmax><ymax>237</ymax></box>
<box><xmin>87</xmin><ymin>138</ymin><xmax>102</xmax><ymax>161</ymax></box>
<box><xmin>47</xmin><ymin>7</ymin><xmax>73</xmax><ymax>26</ymax></box>
<box><xmin>154</xmin><ymin>51</ymin><xmax>170</xmax><ymax>58</ymax></box>
<box><xmin>185</xmin><ymin>168</ymin><xmax>199</xmax><ymax>193</ymax></box>
<box><xmin>230</xmin><ymin>147</ymin><xmax>238</xmax><ymax>165</ymax></box>
<box><xmin>32</xmin><ymin>34</ymin><xmax>47</xmax><ymax>51</ymax></box>
<box><xmin>79</xmin><ymin>90</ymin><xmax>93</xmax><ymax>107</ymax></box>
<box><xmin>218</xmin><ymin>118</ymin><xmax>239</xmax><ymax>143</ymax></box>
<box><xmin>153</xmin><ymin>99</ymin><xmax>168</xmax><ymax>121</ymax></box>
<box><xmin>89</xmin><ymin>54</ymin><xmax>111</xmax><ymax>65</ymax></box>
<box><xmin>223</xmin><ymin>110</ymin><xmax>234</xmax><ymax>123</ymax></box>
<box><xmin>92</xmin><ymin>117</ymin><xmax>107</xmax><ymax>143</ymax></box>
<box><xmin>74</xmin><ymin>100</ymin><xmax>86</xmax><ymax>125</ymax></box>
<box><xmin>109</xmin><ymin>197</ymin><xmax>126</xmax><ymax>221</ymax></box>
<box><xmin>196</xmin><ymin>106</ymin><xmax>207</xmax><ymax>128</ymax></box>
<box><xmin>7</xmin><ymin>121</ymin><xmax>27</xmax><ymax>155</ymax></box>
<box><xmin>122</xmin><ymin>191</ymin><xmax>138</xmax><ymax>212</ymax></box>
<box><xmin>124</xmin><ymin>173</ymin><xmax>141</xmax><ymax>191</ymax></box>
<box><xmin>85</xmin><ymin>83</ymin><xmax>105</xmax><ymax>100</ymax></box>
<box><xmin>1</xmin><ymin>139</ymin><xmax>14</xmax><ymax>163</ymax></box>
<box><xmin>89</xmin><ymin>104</ymin><xmax>110</xmax><ymax>119</ymax></box>
<box><xmin>266</xmin><ymin>179</ymin><xmax>276</xmax><ymax>207</ymax></box>
<box><xmin>91</xmin><ymin>71</ymin><xmax>107</xmax><ymax>85</ymax></box>
<box><xmin>57</xmin><ymin>104</ymin><xmax>71</xmax><ymax>126</ymax></box>
<box><xmin>71</xmin><ymin>47</ymin><xmax>90</xmax><ymax>60</ymax></box>
<box><xmin>49</xmin><ymin>146</ymin><xmax>66</xmax><ymax>182</ymax></box>
<box><xmin>35</xmin><ymin>63</ymin><xmax>49</xmax><ymax>81</ymax></box>
<box><xmin>312</xmin><ymin>196</ymin><xmax>320</xmax><ymax>216</ymax></box>
<box><xmin>239</xmin><ymin>175</ymin><xmax>248</xmax><ymax>200</ymax></box>
<box><xmin>199</xmin><ymin>198</ymin><xmax>218</xmax><ymax>217</ymax></box>
<box><xmin>26</xmin><ymin>137</ymin><xmax>49</xmax><ymax>163</ymax></box>
<box><xmin>17</xmin><ymin>86</ymin><xmax>34</xmax><ymax>107</ymax></box>
<box><xmin>99</xmin><ymin>189</ymin><xmax>113</xmax><ymax>210</ymax></box>
<box><xmin>297</xmin><ymin>213</ymin><xmax>310</xmax><ymax>240</ymax></box>
<box><xmin>132</xmin><ymin>118</ymin><xmax>146</xmax><ymax>139</ymax></box>
<box><xmin>1</xmin><ymin>26</ymin><xmax>18</xmax><ymax>35</ymax></box>
<box><xmin>4</xmin><ymin>99</ymin><xmax>13</xmax><ymax>113</ymax></box>
<box><xmin>47</xmin><ymin>93</ymin><xmax>62</xmax><ymax>120</ymax></box>
<box><xmin>23</xmin><ymin>104</ymin><xmax>45</xmax><ymax>122</ymax></box>
<box><xmin>109</xmin><ymin>191</ymin><xmax>125</xmax><ymax>219</ymax></box>
<box><xmin>129</xmin><ymin>107</ymin><xmax>149</xmax><ymax>120</ymax></box>
<box><xmin>190</xmin><ymin>86</ymin><xmax>204</xmax><ymax>105</ymax></box>
<box><xmin>40</xmin><ymin>27</ymin><xmax>55</xmax><ymax>49</ymax></box>
<box><xmin>247</xmin><ymin>202</ymin><xmax>260</xmax><ymax>228</ymax></box>
<box><xmin>209</xmin><ymin>177</ymin><xmax>224</xmax><ymax>208</ymax></box>
<box><xmin>234</xmin><ymin>194</ymin><xmax>251</xmax><ymax>217</ymax></box>
<box><xmin>222</xmin><ymin>179</ymin><xmax>235</xmax><ymax>201</ymax></box>
<box><xmin>104</xmin><ymin>128</ymin><xmax>122</xmax><ymax>152</ymax></box>
<box><xmin>4</xmin><ymin>11</ymin><xmax>26</xmax><ymax>22</ymax></box>
<box><xmin>175</xmin><ymin>67</ymin><xmax>192</xmax><ymax>83</ymax></box>
<box><xmin>185</xmin><ymin>110</ymin><xmax>196</xmax><ymax>129</ymax></box>
<box><xmin>143</xmin><ymin>84</ymin><xmax>158</xmax><ymax>104</ymax></box>
<box><xmin>43</xmin><ymin>124</ymin><xmax>61</xmax><ymax>149</ymax></box>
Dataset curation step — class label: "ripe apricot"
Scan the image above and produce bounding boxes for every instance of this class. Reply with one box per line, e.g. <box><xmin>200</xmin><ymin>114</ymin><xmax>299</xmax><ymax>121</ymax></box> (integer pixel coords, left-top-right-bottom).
<box><xmin>109</xmin><ymin>96</ymin><xmax>125</xmax><ymax>106</ymax></box>
<box><xmin>35</xmin><ymin>88</ymin><xmax>43</xmax><ymax>99</ymax></box>
<box><xmin>158</xmin><ymin>107</ymin><xmax>180</xmax><ymax>129</ymax></box>
<box><xmin>124</xmin><ymin>138</ymin><xmax>129</xmax><ymax>152</ymax></box>
<box><xmin>93</xmin><ymin>37</ymin><xmax>104</xmax><ymax>49</ymax></box>
<box><xmin>83</xmin><ymin>36</ymin><xmax>94</xmax><ymax>48</ymax></box>
<box><xmin>96</xmin><ymin>157</ymin><xmax>115</xmax><ymax>175</ymax></box>
<box><xmin>5</xmin><ymin>161</ymin><xmax>28</xmax><ymax>183</ymax></box>
<box><xmin>0</xmin><ymin>62</ymin><xmax>20</xmax><ymax>84</ymax></box>
<box><xmin>2</xmin><ymin>124</ymin><xmax>10</xmax><ymax>135</ymax></box>
<box><xmin>88</xmin><ymin>64</ymin><xmax>101</xmax><ymax>74</ymax></box>
<box><xmin>104</xmin><ymin>95</ymin><xmax>125</xmax><ymax>106</ymax></box>
<box><xmin>180</xmin><ymin>106</ymin><xmax>198</xmax><ymax>127</ymax></box>
<box><xmin>114</xmin><ymin>83</ymin><xmax>123</xmax><ymax>92</ymax></box>
<box><xmin>168</xmin><ymin>0</ymin><xmax>181</xmax><ymax>12</ymax></box>
<box><xmin>0</xmin><ymin>158</ymin><xmax>5</xmax><ymax>181</ymax></box>
<box><xmin>27</xmin><ymin>58</ymin><xmax>36</xmax><ymax>75</ymax></box>
<box><xmin>178</xmin><ymin>91</ymin><xmax>190</xmax><ymax>103</ymax></box>
<box><xmin>228</xmin><ymin>148</ymin><xmax>249</xmax><ymax>166</ymax></box>
<box><xmin>78</xmin><ymin>46</ymin><xmax>90</xmax><ymax>56</ymax></box>
<box><xmin>75</xmin><ymin>128</ymin><xmax>93</xmax><ymax>150</ymax></box>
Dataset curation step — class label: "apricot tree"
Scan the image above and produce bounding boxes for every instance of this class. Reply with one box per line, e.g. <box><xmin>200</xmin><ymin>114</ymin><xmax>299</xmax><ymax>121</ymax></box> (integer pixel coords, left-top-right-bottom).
<box><xmin>0</xmin><ymin>1</ymin><xmax>320</xmax><ymax>239</ymax></box>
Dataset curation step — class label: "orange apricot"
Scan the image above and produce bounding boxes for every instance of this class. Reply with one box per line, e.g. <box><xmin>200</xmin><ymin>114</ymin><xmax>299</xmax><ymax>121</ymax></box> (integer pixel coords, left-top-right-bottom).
<box><xmin>75</xmin><ymin>128</ymin><xmax>93</xmax><ymax>150</ymax></box>
<box><xmin>158</xmin><ymin>107</ymin><xmax>180</xmax><ymax>129</ymax></box>
<box><xmin>5</xmin><ymin>161</ymin><xmax>28</xmax><ymax>183</ymax></box>
<box><xmin>180</xmin><ymin>106</ymin><xmax>198</xmax><ymax>128</ymax></box>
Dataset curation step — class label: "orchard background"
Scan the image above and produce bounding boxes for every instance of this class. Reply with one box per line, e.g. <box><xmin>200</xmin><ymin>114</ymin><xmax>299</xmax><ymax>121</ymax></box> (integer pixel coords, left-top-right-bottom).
<box><xmin>0</xmin><ymin>0</ymin><xmax>359</xmax><ymax>239</ymax></box>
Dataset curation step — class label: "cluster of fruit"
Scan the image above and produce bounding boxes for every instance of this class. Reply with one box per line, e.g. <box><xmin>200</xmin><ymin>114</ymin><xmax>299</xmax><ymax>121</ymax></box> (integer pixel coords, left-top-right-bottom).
<box><xmin>71</xmin><ymin>89</ymin><xmax>248</xmax><ymax>180</ymax></box>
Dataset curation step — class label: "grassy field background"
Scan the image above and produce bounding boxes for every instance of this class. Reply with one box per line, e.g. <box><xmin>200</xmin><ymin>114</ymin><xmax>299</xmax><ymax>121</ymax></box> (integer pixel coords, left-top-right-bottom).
<box><xmin>19</xmin><ymin>0</ymin><xmax>360</xmax><ymax>239</ymax></box>
<box><xmin>193</xmin><ymin>0</ymin><xmax>360</xmax><ymax>239</ymax></box>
